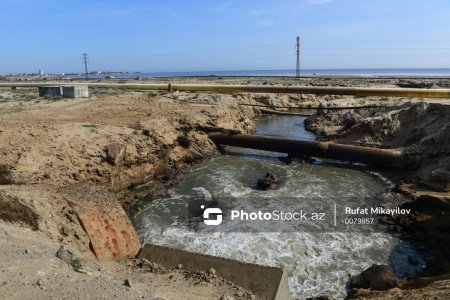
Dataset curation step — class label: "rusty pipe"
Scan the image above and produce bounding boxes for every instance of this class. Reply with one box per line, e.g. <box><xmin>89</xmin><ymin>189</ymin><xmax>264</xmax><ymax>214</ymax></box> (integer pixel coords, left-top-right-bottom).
<box><xmin>171</xmin><ymin>84</ymin><xmax>450</xmax><ymax>99</ymax></box>
<box><xmin>208</xmin><ymin>133</ymin><xmax>419</xmax><ymax>170</ymax></box>
<box><xmin>258</xmin><ymin>108</ymin><xmax>313</xmax><ymax>116</ymax></box>
<box><xmin>1</xmin><ymin>82</ymin><xmax>450</xmax><ymax>99</ymax></box>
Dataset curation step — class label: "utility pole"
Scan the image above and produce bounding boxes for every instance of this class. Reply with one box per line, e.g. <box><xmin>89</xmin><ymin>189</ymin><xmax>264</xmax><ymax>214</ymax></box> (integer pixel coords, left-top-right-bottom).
<box><xmin>82</xmin><ymin>53</ymin><xmax>89</xmax><ymax>80</ymax></box>
<box><xmin>296</xmin><ymin>36</ymin><xmax>300</xmax><ymax>78</ymax></box>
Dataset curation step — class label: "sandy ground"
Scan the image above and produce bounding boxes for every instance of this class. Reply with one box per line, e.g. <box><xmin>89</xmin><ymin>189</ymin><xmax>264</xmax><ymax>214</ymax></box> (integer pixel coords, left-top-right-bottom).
<box><xmin>0</xmin><ymin>76</ymin><xmax>450</xmax><ymax>299</ymax></box>
<box><xmin>0</xmin><ymin>84</ymin><xmax>265</xmax><ymax>299</ymax></box>
<box><xmin>0</xmin><ymin>220</ymin><xmax>255</xmax><ymax>300</ymax></box>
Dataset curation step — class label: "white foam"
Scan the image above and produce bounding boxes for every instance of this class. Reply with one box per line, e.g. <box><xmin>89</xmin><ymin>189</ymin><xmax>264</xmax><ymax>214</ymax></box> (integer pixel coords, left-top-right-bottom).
<box><xmin>134</xmin><ymin>131</ymin><xmax>424</xmax><ymax>299</ymax></box>
<box><xmin>138</xmin><ymin>216</ymin><xmax>400</xmax><ymax>299</ymax></box>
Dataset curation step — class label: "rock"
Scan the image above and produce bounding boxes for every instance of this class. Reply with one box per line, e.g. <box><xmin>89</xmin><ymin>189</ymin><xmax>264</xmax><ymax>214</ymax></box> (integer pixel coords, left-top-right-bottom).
<box><xmin>56</xmin><ymin>245</ymin><xmax>74</xmax><ymax>263</ymax></box>
<box><xmin>428</xmin><ymin>168</ymin><xmax>450</xmax><ymax>192</ymax></box>
<box><xmin>256</xmin><ymin>172</ymin><xmax>282</xmax><ymax>190</ymax></box>
<box><xmin>153</xmin><ymin>162</ymin><xmax>179</xmax><ymax>182</ymax></box>
<box><xmin>208</xmin><ymin>268</ymin><xmax>216</xmax><ymax>276</ymax></box>
<box><xmin>0</xmin><ymin>164</ymin><xmax>13</xmax><ymax>184</ymax></box>
<box><xmin>36</xmin><ymin>278</ymin><xmax>46</xmax><ymax>290</ymax></box>
<box><xmin>176</xmin><ymin>264</ymin><xmax>183</xmax><ymax>269</ymax></box>
<box><xmin>105</xmin><ymin>143</ymin><xmax>126</xmax><ymax>166</ymax></box>
<box><xmin>220</xmin><ymin>295</ymin><xmax>235</xmax><ymax>300</ymax></box>
<box><xmin>350</xmin><ymin>265</ymin><xmax>398</xmax><ymax>291</ymax></box>
<box><xmin>59</xmin><ymin>224</ymin><xmax>74</xmax><ymax>237</ymax></box>
<box><xmin>235</xmin><ymin>289</ymin><xmax>245</xmax><ymax>297</ymax></box>
<box><xmin>177</xmin><ymin>135</ymin><xmax>191</xmax><ymax>148</ymax></box>
<box><xmin>139</xmin><ymin>259</ymin><xmax>153</xmax><ymax>271</ymax></box>
<box><xmin>124</xmin><ymin>278</ymin><xmax>132</xmax><ymax>288</ymax></box>
<box><xmin>72</xmin><ymin>172</ymin><xmax>85</xmax><ymax>181</ymax></box>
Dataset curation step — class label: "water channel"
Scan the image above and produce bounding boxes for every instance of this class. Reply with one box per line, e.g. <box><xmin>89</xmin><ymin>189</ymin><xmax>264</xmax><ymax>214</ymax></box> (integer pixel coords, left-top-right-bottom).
<box><xmin>133</xmin><ymin>115</ymin><xmax>425</xmax><ymax>299</ymax></box>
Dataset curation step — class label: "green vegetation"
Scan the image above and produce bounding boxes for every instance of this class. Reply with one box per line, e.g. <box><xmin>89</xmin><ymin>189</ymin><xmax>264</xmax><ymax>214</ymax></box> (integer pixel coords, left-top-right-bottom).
<box><xmin>70</xmin><ymin>258</ymin><xmax>82</xmax><ymax>272</ymax></box>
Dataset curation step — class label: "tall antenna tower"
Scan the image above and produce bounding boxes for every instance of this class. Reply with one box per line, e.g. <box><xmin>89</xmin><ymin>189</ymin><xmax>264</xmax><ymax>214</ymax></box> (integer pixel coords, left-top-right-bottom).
<box><xmin>296</xmin><ymin>36</ymin><xmax>300</xmax><ymax>78</ymax></box>
<box><xmin>82</xmin><ymin>53</ymin><xmax>89</xmax><ymax>80</ymax></box>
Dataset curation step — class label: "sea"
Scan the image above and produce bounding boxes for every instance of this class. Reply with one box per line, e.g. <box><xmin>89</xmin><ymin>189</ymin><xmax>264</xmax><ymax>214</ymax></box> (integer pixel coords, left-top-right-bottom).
<box><xmin>98</xmin><ymin>68</ymin><xmax>450</xmax><ymax>78</ymax></box>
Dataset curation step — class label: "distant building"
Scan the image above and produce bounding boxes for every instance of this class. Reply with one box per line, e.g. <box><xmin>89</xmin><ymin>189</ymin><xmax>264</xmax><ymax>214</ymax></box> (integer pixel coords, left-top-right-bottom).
<box><xmin>39</xmin><ymin>70</ymin><xmax>45</xmax><ymax>76</ymax></box>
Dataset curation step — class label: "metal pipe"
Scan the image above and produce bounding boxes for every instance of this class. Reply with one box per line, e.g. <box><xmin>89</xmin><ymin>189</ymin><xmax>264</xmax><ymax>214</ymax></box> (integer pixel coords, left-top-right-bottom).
<box><xmin>258</xmin><ymin>108</ymin><xmax>313</xmax><ymax>116</ymax></box>
<box><xmin>238</xmin><ymin>103</ymin><xmax>387</xmax><ymax>110</ymax></box>
<box><xmin>90</xmin><ymin>83</ymin><xmax>168</xmax><ymax>90</ymax></box>
<box><xmin>171</xmin><ymin>84</ymin><xmax>450</xmax><ymax>99</ymax></box>
<box><xmin>1</xmin><ymin>82</ymin><xmax>450</xmax><ymax>99</ymax></box>
<box><xmin>208</xmin><ymin>133</ymin><xmax>419</xmax><ymax>170</ymax></box>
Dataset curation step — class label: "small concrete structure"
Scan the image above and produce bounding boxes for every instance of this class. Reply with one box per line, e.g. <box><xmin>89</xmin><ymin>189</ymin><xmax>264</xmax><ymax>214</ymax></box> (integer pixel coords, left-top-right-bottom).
<box><xmin>138</xmin><ymin>244</ymin><xmax>292</xmax><ymax>300</ymax></box>
<box><xmin>38</xmin><ymin>85</ymin><xmax>89</xmax><ymax>99</ymax></box>
<box><xmin>62</xmin><ymin>85</ymin><xmax>89</xmax><ymax>98</ymax></box>
<box><xmin>38</xmin><ymin>86</ymin><xmax>62</xmax><ymax>97</ymax></box>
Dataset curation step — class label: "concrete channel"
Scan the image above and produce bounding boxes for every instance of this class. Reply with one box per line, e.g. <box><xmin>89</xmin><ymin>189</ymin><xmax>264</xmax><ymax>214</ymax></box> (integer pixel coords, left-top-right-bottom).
<box><xmin>138</xmin><ymin>244</ymin><xmax>292</xmax><ymax>300</ymax></box>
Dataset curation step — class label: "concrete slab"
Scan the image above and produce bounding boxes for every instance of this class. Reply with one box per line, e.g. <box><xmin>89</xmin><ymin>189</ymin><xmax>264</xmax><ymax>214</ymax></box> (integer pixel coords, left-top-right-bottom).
<box><xmin>38</xmin><ymin>86</ymin><xmax>62</xmax><ymax>97</ymax></box>
<box><xmin>59</xmin><ymin>182</ymin><xmax>140</xmax><ymax>260</ymax></box>
<box><xmin>138</xmin><ymin>244</ymin><xmax>292</xmax><ymax>300</ymax></box>
<box><xmin>62</xmin><ymin>85</ymin><xmax>89</xmax><ymax>98</ymax></box>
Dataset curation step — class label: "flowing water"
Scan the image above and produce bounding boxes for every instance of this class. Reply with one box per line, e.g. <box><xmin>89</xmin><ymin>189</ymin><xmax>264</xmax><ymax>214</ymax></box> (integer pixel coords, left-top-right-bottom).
<box><xmin>133</xmin><ymin>115</ymin><xmax>425</xmax><ymax>299</ymax></box>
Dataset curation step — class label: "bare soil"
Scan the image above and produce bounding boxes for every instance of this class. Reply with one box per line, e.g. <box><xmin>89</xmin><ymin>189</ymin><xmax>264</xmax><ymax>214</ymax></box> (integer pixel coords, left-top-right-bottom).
<box><xmin>0</xmin><ymin>76</ymin><xmax>450</xmax><ymax>299</ymax></box>
<box><xmin>303</xmin><ymin>88</ymin><xmax>450</xmax><ymax>299</ymax></box>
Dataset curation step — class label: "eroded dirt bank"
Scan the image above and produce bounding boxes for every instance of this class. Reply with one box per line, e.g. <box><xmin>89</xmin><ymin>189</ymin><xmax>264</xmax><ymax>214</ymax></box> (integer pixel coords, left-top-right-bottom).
<box><xmin>0</xmin><ymin>85</ymin><xmax>266</xmax><ymax>299</ymax></box>
<box><xmin>305</xmin><ymin>101</ymin><xmax>450</xmax><ymax>299</ymax></box>
<box><xmin>305</xmin><ymin>102</ymin><xmax>450</xmax><ymax>189</ymax></box>
<box><xmin>0</xmin><ymin>76</ymin><xmax>449</xmax><ymax>299</ymax></box>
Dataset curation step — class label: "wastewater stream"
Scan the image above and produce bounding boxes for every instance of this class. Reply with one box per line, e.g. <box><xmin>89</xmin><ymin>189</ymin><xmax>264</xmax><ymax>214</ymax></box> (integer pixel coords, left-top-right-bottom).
<box><xmin>133</xmin><ymin>115</ymin><xmax>425</xmax><ymax>299</ymax></box>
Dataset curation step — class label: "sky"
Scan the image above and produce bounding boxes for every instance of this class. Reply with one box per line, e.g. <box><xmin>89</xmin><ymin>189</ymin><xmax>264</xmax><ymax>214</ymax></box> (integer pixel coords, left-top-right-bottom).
<box><xmin>1</xmin><ymin>0</ymin><xmax>450</xmax><ymax>74</ymax></box>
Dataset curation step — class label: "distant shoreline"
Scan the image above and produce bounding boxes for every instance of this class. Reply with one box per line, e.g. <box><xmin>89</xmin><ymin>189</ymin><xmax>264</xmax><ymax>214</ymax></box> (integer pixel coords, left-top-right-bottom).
<box><xmin>91</xmin><ymin>68</ymin><xmax>450</xmax><ymax>79</ymax></box>
<box><xmin>139</xmin><ymin>75</ymin><xmax>450</xmax><ymax>80</ymax></box>
<box><xmin>2</xmin><ymin>68</ymin><xmax>450</xmax><ymax>79</ymax></box>
<box><xmin>2</xmin><ymin>75</ymin><xmax>450</xmax><ymax>81</ymax></box>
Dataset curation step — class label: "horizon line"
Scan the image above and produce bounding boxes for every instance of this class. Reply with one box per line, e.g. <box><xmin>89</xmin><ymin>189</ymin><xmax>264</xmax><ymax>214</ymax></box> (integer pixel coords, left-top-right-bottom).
<box><xmin>3</xmin><ymin>67</ymin><xmax>450</xmax><ymax>75</ymax></box>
